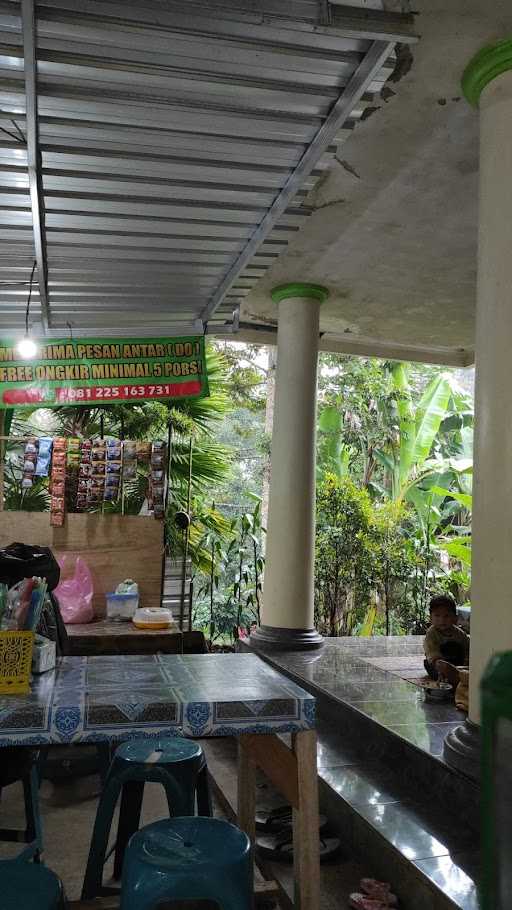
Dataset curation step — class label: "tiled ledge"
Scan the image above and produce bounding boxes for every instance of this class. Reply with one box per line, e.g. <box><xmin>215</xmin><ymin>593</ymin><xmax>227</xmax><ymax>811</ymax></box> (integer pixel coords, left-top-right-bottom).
<box><xmin>242</xmin><ymin>637</ymin><xmax>480</xmax><ymax>910</ymax></box>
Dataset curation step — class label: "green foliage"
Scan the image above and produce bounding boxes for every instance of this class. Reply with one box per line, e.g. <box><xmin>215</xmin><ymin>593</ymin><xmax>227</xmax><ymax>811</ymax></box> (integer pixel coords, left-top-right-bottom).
<box><xmin>315</xmin><ymin>476</ymin><xmax>375</xmax><ymax>636</ymax></box>
<box><xmin>193</xmin><ymin>499</ymin><xmax>265</xmax><ymax>646</ymax></box>
<box><xmin>315</xmin><ymin>474</ymin><xmax>443</xmax><ymax>636</ymax></box>
<box><xmin>3</xmin><ymin>463</ymin><xmax>50</xmax><ymax>512</ymax></box>
<box><xmin>317</xmin><ymin>406</ymin><xmax>350</xmax><ymax>480</ymax></box>
<box><xmin>212</xmin><ymin>342</ymin><xmax>269</xmax><ymax>413</ymax></box>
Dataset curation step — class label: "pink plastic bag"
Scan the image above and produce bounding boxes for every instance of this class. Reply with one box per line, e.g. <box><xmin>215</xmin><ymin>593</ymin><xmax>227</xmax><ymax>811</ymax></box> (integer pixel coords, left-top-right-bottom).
<box><xmin>54</xmin><ymin>555</ymin><xmax>95</xmax><ymax>624</ymax></box>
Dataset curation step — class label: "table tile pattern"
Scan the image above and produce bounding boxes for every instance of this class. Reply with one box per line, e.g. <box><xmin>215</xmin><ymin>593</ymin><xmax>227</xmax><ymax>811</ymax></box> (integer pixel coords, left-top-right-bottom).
<box><xmin>0</xmin><ymin>653</ymin><xmax>315</xmax><ymax>747</ymax></box>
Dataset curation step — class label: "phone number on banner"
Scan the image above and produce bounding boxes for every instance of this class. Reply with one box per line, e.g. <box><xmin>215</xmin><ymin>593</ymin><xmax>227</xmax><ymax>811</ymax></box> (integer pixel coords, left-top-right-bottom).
<box><xmin>55</xmin><ymin>382</ymin><xmax>202</xmax><ymax>402</ymax></box>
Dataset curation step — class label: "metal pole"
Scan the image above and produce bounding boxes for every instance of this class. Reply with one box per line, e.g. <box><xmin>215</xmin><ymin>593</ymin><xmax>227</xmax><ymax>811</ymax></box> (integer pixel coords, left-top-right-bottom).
<box><xmin>178</xmin><ymin>436</ymin><xmax>193</xmax><ymax>632</ymax></box>
<box><xmin>21</xmin><ymin>0</ymin><xmax>50</xmax><ymax>332</ymax></box>
<box><xmin>0</xmin><ymin>411</ymin><xmax>5</xmax><ymax>512</ymax></box>
<box><xmin>159</xmin><ymin>423</ymin><xmax>173</xmax><ymax>615</ymax></box>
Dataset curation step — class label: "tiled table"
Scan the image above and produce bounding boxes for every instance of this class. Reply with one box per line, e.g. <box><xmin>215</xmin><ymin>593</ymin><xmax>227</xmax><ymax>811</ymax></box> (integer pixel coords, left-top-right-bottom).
<box><xmin>0</xmin><ymin>653</ymin><xmax>319</xmax><ymax>909</ymax></box>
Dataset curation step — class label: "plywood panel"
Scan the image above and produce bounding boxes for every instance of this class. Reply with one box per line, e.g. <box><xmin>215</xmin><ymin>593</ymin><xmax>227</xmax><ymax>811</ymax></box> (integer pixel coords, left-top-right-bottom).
<box><xmin>0</xmin><ymin>512</ymin><xmax>164</xmax><ymax>616</ymax></box>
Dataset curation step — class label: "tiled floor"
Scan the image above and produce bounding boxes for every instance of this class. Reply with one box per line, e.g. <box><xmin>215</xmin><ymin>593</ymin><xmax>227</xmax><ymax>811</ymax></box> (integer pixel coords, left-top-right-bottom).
<box><xmin>0</xmin><ymin>745</ymin><xmax>368</xmax><ymax>909</ymax></box>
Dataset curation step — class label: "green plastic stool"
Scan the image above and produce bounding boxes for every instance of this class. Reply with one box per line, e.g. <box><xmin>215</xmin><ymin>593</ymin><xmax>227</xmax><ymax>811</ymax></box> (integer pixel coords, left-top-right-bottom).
<box><xmin>82</xmin><ymin>736</ymin><xmax>212</xmax><ymax>900</ymax></box>
<box><xmin>120</xmin><ymin>817</ymin><xmax>252</xmax><ymax>910</ymax></box>
<box><xmin>0</xmin><ymin>858</ymin><xmax>65</xmax><ymax>909</ymax></box>
<box><xmin>0</xmin><ymin>758</ymin><xmax>44</xmax><ymax>861</ymax></box>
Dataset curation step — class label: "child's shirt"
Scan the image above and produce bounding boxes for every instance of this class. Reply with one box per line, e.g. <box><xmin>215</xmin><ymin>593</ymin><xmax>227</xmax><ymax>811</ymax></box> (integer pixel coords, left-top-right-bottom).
<box><xmin>423</xmin><ymin>624</ymin><xmax>470</xmax><ymax>664</ymax></box>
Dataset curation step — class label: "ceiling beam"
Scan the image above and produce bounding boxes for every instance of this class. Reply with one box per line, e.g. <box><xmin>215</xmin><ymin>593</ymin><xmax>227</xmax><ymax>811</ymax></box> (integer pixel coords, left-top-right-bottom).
<box><xmin>231</xmin><ymin>322</ymin><xmax>474</xmax><ymax>368</ymax></box>
<box><xmin>21</xmin><ymin>0</ymin><xmax>50</xmax><ymax>332</ymax></box>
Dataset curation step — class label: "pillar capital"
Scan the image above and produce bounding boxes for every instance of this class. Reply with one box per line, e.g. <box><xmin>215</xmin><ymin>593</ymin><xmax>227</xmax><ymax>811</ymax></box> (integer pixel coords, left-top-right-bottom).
<box><xmin>462</xmin><ymin>38</ymin><xmax>512</xmax><ymax>106</ymax></box>
<box><xmin>271</xmin><ymin>283</ymin><xmax>329</xmax><ymax>304</ymax></box>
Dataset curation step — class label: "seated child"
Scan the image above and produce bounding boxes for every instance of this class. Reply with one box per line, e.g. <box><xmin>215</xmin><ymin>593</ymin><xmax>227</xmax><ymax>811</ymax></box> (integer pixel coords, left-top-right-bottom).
<box><xmin>424</xmin><ymin>594</ymin><xmax>470</xmax><ymax>680</ymax></box>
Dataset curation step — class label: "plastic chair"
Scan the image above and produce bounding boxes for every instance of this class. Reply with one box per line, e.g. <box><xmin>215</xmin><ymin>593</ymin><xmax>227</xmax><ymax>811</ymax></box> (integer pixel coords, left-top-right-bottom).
<box><xmin>0</xmin><ymin>858</ymin><xmax>65</xmax><ymax>909</ymax></box>
<box><xmin>82</xmin><ymin>736</ymin><xmax>212</xmax><ymax>899</ymax></box>
<box><xmin>120</xmin><ymin>817</ymin><xmax>252</xmax><ymax>910</ymax></box>
<box><xmin>0</xmin><ymin>754</ymin><xmax>43</xmax><ymax>861</ymax></box>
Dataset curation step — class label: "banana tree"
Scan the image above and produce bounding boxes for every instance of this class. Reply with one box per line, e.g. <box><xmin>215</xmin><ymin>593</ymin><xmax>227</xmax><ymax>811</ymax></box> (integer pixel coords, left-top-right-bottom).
<box><xmin>317</xmin><ymin>406</ymin><xmax>351</xmax><ymax>481</ymax></box>
<box><xmin>431</xmin><ymin>486</ymin><xmax>472</xmax><ymax>568</ymax></box>
<box><xmin>374</xmin><ymin>365</ymin><xmax>471</xmax><ymax>503</ymax></box>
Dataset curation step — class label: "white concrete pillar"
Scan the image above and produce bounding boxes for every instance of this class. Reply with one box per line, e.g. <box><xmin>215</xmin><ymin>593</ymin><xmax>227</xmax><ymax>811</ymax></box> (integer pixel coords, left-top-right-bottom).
<box><xmin>445</xmin><ymin>42</ymin><xmax>512</xmax><ymax>774</ymax></box>
<box><xmin>251</xmin><ymin>283</ymin><xmax>328</xmax><ymax>651</ymax></box>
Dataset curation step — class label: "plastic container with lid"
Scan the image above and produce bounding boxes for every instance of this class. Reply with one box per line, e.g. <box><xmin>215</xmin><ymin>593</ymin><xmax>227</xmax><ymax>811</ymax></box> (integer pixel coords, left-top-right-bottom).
<box><xmin>132</xmin><ymin>608</ymin><xmax>173</xmax><ymax>630</ymax></box>
<box><xmin>106</xmin><ymin>591</ymin><xmax>139</xmax><ymax>621</ymax></box>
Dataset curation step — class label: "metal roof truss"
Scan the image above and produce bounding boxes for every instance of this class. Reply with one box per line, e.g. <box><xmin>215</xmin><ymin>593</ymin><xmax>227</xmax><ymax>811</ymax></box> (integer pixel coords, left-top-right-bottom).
<box><xmin>0</xmin><ymin>0</ymin><xmax>415</xmax><ymax>337</ymax></box>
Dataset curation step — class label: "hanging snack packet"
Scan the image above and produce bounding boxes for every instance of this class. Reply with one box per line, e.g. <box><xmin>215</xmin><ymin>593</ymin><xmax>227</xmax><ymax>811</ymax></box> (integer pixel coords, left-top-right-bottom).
<box><xmin>35</xmin><ymin>437</ymin><xmax>53</xmax><ymax>476</ymax></box>
<box><xmin>149</xmin><ymin>441</ymin><xmax>166</xmax><ymax>519</ymax></box>
<box><xmin>88</xmin><ymin>454</ymin><xmax>106</xmax><ymax>504</ymax></box>
<box><xmin>92</xmin><ymin>440</ymin><xmax>107</xmax><ymax>461</ymax></box>
<box><xmin>50</xmin><ymin>438</ymin><xmax>67</xmax><ymax>526</ymax></box>
<box><xmin>22</xmin><ymin>436</ymin><xmax>38</xmax><ymax>488</ymax></box>
<box><xmin>122</xmin><ymin>440</ymin><xmax>137</xmax><ymax>483</ymax></box>
<box><xmin>22</xmin><ymin>436</ymin><xmax>38</xmax><ymax>486</ymax></box>
<box><xmin>52</xmin><ymin>479</ymin><xmax>66</xmax><ymax>497</ymax></box>
<box><xmin>106</xmin><ymin>440</ymin><xmax>121</xmax><ymax>459</ymax></box>
<box><xmin>52</xmin><ymin>451</ymin><xmax>66</xmax><ymax>468</ymax></box>
<box><xmin>136</xmin><ymin>441</ymin><xmax>151</xmax><ymax>463</ymax></box>
<box><xmin>50</xmin><ymin>495</ymin><xmax>65</xmax><ymax>527</ymax></box>
<box><xmin>67</xmin><ymin>438</ymin><xmax>81</xmax><ymax>468</ymax></box>
<box><xmin>103</xmin><ymin>438</ymin><xmax>121</xmax><ymax>502</ymax></box>
<box><xmin>80</xmin><ymin>439</ymin><xmax>92</xmax><ymax>466</ymax></box>
<box><xmin>76</xmin><ymin>438</ymin><xmax>93</xmax><ymax>511</ymax></box>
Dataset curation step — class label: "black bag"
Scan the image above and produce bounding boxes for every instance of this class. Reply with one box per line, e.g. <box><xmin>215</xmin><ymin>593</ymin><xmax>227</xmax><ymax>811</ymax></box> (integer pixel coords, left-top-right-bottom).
<box><xmin>0</xmin><ymin>543</ymin><xmax>60</xmax><ymax>591</ymax></box>
<box><xmin>39</xmin><ymin>592</ymin><xmax>68</xmax><ymax>656</ymax></box>
<box><xmin>0</xmin><ymin>543</ymin><xmax>68</xmax><ymax>654</ymax></box>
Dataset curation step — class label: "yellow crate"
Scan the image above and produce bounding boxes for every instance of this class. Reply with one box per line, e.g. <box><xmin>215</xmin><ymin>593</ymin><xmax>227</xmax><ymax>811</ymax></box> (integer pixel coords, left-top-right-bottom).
<box><xmin>0</xmin><ymin>631</ymin><xmax>34</xmax><ymax>695</ymax></box>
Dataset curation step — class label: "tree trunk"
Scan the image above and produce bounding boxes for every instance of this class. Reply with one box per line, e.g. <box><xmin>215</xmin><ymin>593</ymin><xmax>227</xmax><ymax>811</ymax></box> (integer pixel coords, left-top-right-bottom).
<box><xmin>261</xmin><ymin>345</ymin><xmax>277</xmax><ymax>543</ymax></box>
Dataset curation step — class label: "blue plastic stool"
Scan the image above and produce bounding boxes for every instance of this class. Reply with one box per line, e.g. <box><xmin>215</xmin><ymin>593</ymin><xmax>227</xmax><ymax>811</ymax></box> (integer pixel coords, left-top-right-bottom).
<box><xmin>120</xmin><ymin>817</ymin><xmax>252</xmax><ymax>910</ymax></box>
<box><xmin>0</xmin><ymin>760</ymin><xmax>43</xmax><ymax>861</ymax></box>
<box><xmin>0</xmin><ymin>858</ymin><xmax>65</xmax><ymax>909</ymax></box>
<box><xmin>82</xmin><ymin>736</ymin><xmax>212</xmax><ymax>899</ymax></box>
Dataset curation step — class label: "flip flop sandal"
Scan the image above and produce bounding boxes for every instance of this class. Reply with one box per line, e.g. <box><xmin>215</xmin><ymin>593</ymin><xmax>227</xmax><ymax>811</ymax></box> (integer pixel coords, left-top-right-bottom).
<box><xmin>255</xmin><ymin>806</ymin><xmax>328</xmax><ymax>833</ymax></box>
<box><xmin>257</xmin><ymin>828</ymin><xmax>341</xmax><ymax>864</ymax></box>
<box><xmin>360</xmin><ymin>879</ymin><xmax>398</xmax><ymax>905</ymax></box>
<box><xmin>349</xmin><ymin>895</ymin><xmax>390</xmax><ymax>910</ymax></box>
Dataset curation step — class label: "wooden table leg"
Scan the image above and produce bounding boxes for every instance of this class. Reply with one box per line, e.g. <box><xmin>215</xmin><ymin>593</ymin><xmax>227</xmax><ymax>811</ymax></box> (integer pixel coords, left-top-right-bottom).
<box><xmin>237</xmin><ymin>729</ymin><xmax>319</xmax><ymax>909</ymax></box>
<box><xmin>292</xmin><ymin>729</ymin><xmax>320</xmax><ymax>910</ymax></box>
<box><xmin>237</xmin><ymin>735</ymin><xmax>257</xmax><ymax>843</ymax></box>
<box><xmin>237</xmin><ymin>736</ymin><xmax>257</xmax><ymax>907</ymax></box>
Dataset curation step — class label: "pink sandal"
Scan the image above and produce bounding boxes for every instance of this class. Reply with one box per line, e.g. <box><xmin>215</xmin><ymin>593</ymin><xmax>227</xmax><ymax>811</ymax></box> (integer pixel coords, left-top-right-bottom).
<box><xmin>361</xmin><ymin>879</ymin><xmax>398</xmax><ymax>905</ymax></box>
<box><xmin>349</xmin><ymin>896</ymin><xmax>389</xmax><ymax>910</ymax></box>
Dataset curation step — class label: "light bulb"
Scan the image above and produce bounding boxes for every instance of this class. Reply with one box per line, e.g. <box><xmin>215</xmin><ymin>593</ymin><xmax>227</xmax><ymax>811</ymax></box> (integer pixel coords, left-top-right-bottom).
<box><xmin>16</xmin><ymin>335</ymin><xmax>38</xmax><ymax>359</ymax></box>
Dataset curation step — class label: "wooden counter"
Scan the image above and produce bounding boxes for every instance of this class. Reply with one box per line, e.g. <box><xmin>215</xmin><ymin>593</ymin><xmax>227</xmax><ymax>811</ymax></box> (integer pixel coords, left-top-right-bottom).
<box><xmin>64</xmin><ymin>620</ymin><xmax>207</xmax><ymax>656</ymax></box>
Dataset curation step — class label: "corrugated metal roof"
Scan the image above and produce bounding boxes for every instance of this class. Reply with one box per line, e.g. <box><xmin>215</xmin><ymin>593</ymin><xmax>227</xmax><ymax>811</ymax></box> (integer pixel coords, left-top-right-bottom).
<box><xmin>0</xmin><ymin>0</ymin><xmax>415</xmax><ymax>337</ymax></box>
